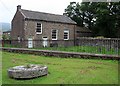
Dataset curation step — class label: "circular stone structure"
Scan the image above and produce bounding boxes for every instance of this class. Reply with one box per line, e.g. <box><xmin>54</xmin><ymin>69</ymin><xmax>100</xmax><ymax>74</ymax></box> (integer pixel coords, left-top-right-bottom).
<box><xmin>8</xmin><ymin>64</ymin><xmax>48</xmax><ymax>79</ymax></box>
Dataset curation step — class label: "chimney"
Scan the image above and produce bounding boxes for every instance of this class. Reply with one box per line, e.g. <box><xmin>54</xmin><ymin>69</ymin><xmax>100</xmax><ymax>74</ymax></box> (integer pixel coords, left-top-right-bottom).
<box><xmin>17</xmin><ymin>5</ymin><xmax>21</xmax><ymax>11</ymax></box>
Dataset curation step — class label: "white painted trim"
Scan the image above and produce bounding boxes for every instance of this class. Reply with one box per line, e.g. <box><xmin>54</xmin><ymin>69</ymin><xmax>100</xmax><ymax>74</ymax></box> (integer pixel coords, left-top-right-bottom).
<box><xmin>20</xmin><ymin>10</ymin><xmax>26</xmax><ymax>18</ymax></box>
<box><xmin>36</xmin><ymin>32</ymin><xmax>42</xmax><ymax>34</ymax></box>
<box><xmin>28</xmin><ymin>38</ymin><xmax>33</xmax><ymax>48</ymax></box>
<box><xmin>42</xmin><ymin>36</ymin><xmax>48</xmax><ymax>47</ymax></box>
<box><xmin>42</xmin><ymin>36</ymin><xmax>48</xmax><ymax>40</ymax></box>
<box><xmin>64</xmin><ymin>30</ymin><xmax>69</xmax><ymax>40</ymax></box>
<box><xmin>18</xmin><ymin>36</ymin><xmax>20</xmax><ymax>42</ymax></box>
<box><xmin>36</xmin><ymin>23</ymin><xmax>42</xmax><ymax>34</ymax></box>
<box><xmin>51</xmin><ymin>29</ymin><xmax>58</xmax><ymax>40</ymax></box>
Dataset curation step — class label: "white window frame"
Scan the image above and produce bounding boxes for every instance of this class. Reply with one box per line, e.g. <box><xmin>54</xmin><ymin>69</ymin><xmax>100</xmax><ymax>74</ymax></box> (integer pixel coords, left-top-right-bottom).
<box><xmin>36</xmin><ymin>23</ymin><xmax>42</xmax><ymax>34</ymax></box>
<box><xmin>64</xmin><ymin>30</ymin><xmax>69</xmax><ymax>40</ymax></box>
<box><xmin>51</xmin><ymin>29</ymin><xmax>58</xmax><ymax>40</ymax></box>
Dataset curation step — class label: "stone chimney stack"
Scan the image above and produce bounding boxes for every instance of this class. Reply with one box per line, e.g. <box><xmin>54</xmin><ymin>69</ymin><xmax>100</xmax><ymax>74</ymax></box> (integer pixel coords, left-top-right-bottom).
<box><xmin>17</xmin><ymin>5</ymin><xmax>21</xmax><ymax>11</ymax></box>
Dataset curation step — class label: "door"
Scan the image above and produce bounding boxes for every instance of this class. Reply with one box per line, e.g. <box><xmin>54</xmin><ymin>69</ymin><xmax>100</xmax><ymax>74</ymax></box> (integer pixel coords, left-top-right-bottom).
<box><xmin>28</xmin><ymin>38</ymin><xmax>33</xmax><ymax>48</ymax></box>
<box><xmin>42</xmin><ymin>37</ymin><xmax>48</xmax><ymax>47</ymax></box>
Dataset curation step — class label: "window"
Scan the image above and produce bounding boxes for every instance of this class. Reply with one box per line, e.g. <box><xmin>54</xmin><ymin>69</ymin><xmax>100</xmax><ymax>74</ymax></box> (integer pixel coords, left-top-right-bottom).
<box><xmin>52</xmin><ymin>29</ymin><xmax>58</xmax><ymax>40</ymax></box>
<box><xmin>64</xmin><ymin>30</ymin><xmax>69</xmax><ymax>40</ymax></box>
<box><xmin>36</xmin><ymin>23</ymin><xmax>42</xmax><ymax>34</ymax></box>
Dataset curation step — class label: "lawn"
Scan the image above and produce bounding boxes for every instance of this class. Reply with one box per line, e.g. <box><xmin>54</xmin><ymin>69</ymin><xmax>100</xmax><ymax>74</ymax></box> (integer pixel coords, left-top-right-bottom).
<box><xmin>2</xmin><ymin>51</ymin><xmax>118</xmax><ymax>84</ymax></box>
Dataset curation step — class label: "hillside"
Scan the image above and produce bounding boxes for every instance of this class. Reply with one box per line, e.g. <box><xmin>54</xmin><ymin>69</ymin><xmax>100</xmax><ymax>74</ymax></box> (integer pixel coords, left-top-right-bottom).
<box><xmin>0</xmin><ymin>22</ymin><xmax>11</xmax><ymax>32</ymax></box>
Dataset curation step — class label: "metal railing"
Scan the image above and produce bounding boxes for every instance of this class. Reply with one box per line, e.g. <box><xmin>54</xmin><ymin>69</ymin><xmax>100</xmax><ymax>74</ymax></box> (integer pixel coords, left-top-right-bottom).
<box><xmin>2</xmin><ymin>38</ymin><xmax>120</xmax><ymax>56</ymax></box>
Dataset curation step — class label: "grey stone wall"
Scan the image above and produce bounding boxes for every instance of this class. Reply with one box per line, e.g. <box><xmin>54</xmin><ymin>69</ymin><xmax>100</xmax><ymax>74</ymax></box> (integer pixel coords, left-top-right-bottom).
<box><xmin>11</xmin><ymin>9</ymin><xmax>76</xmax><ymax>48</ymax></box>
<box><xmin>24</xmin><ymin>20</ymin><xmax>75</xmax><ymax>48</ymax></box>
<box><xmin>8</xmin><ymin>64</ymin><xmax>48</xmax><ymax>79</ymax></box>
<box><xmin>76</xmin><ymin>38</ymin><xmax>120</xmax><ymax>53</ymax></box>
<box><xmin>2</xmin><ymin>48</ymin><xmax>120</xmax><ymax>60</ymax></box>
<box><xmin>24</xmin><ymin>20</ymin><xmax>75</xmax><ymax>40</ymax></box>
<box><xmin>11</xmin><ymin>9</ymin><xmax>25</xmax><ymax>47</ymax></box>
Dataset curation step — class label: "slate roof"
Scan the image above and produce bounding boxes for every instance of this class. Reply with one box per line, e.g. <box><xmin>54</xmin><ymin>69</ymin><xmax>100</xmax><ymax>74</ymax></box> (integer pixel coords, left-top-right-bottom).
<box><xmin>20</xmin><ymin>9</ymin><xmax>76</xmax><ymax>24</ymax></box>
<box><xmin>76</xmin><ymin>26</ymin><xmax>91</xmax><ymax>32</ymax></box>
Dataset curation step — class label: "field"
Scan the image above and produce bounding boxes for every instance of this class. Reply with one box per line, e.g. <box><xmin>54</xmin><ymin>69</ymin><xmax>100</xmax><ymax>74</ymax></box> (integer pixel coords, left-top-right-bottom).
<box><xmin>2</xmin><ymin>51</ymin><xmax>119</xmax><ymax>84</ymax></box>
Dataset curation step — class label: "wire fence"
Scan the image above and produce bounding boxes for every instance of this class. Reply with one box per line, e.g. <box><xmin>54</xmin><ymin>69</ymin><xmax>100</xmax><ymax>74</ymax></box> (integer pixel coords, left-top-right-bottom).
<box><xmin>1</xmin><ymin>38</ymin><xmax>120</xmax><ymax>56</ymax></box>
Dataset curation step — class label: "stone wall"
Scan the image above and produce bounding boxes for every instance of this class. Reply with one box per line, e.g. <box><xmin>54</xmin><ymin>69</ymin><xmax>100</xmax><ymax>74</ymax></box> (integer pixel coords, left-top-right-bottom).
<box><xmin>1</xmin><ymin>48</ymin><xmax>120</xmax><ymax>60</ymax></box>
<box><xmin>76</xmin><ymin>38</ymin><xmax>120</xmax><ymax>53</ymax></box>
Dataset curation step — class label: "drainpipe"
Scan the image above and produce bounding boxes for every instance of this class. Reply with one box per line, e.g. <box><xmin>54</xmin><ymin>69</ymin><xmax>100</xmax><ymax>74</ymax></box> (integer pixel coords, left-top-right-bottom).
<box><xmin>74</xmin><ymin>24</ymin><xmax>76</xmax><ymax>46</ymax></box>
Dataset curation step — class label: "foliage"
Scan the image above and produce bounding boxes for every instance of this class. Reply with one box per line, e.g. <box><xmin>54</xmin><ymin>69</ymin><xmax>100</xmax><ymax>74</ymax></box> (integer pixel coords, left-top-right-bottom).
<box><xmin>2</xmin><ymin>34</ymin><xmax>11</xmax><ymax>40</ymax></box>
<box><xmin>64</xmin><ymin>2</ymin><xmax>120</xmax><ymax>38</ymax></box>
<box><xmin>64</xmin><ymin>2</ymin><xmax>84</xmax><ymax>26</ymax></box>
<box><xmin>2</xmin><ymin>51</ymin><xmax>118</xmax><ymax>84</ymax></box>
<box><xmin>94</xmin><ymin>2</ymin><xmax>120</xmax><ymax>38</ymax></box>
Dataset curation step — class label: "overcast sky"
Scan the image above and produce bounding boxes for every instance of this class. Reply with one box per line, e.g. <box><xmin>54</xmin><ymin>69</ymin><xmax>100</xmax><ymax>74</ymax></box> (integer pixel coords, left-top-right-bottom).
<box><xmin>0</xmin><ymin>0</ymin><xmax>82</xmax><ymax>23</ymax></box>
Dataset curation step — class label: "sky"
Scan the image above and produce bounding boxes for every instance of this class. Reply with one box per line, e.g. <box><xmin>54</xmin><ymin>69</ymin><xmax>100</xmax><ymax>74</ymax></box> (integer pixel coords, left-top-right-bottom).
<box><xmin>0</xmin><ymin>0</ymin><xmax>82</xmax><ymax>23</ymax></box>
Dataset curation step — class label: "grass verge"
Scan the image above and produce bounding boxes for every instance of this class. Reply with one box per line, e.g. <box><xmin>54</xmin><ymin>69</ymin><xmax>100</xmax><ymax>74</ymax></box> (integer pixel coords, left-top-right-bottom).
<box><xmin>2</xmin><ymin>51</ymin><xmax>118</xmax><ymax>84</ymax></box>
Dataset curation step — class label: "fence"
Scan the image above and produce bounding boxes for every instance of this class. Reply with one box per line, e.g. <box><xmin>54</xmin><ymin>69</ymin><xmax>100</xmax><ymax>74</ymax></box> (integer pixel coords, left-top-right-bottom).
<box><xmin>2</xmin><ymin>37</ymin><xmax>120</xmax><ymax>56</ymax></box>
<box><xmin>76</xmin><ymin>38</ymin><xmax>120</xmax><ymax>55</ymax></box>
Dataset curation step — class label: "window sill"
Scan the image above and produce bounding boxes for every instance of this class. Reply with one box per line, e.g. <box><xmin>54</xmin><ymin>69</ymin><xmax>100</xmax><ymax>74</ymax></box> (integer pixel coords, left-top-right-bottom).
<box><xmin>36</xmin><ymin>32</ymin><xmax>42</xmax><ymax>35</ymax></box>
<box><xmin>52</xmin><ymin>39</ymin><xmax>57</xmax><ymax>40</ymax></box>
<box><xmin>64</xmin><ymin>39</ymin><xmax>69</xmax><ymax>40</ymax></box>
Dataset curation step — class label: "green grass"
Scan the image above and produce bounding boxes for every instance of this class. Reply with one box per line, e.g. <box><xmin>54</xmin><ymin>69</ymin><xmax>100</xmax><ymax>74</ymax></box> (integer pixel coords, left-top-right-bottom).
<box><xmin>33</xmin><ymin>46</ymin><xmax>119</xmax><ymax>55</ymax></box>
<box><xmin>3</xmin><ymin>43</ymin><xmax>119</xmax><ymax>55</ymax></box>
<box><xmin>2</xmin><ymin>51</ymin><xmax>118</xmax><ymax>84</ymax></box>
<box><xmin>3</xmin><ymin>43</ymin><xmax>21</xmax><ymax>48</ymax></box>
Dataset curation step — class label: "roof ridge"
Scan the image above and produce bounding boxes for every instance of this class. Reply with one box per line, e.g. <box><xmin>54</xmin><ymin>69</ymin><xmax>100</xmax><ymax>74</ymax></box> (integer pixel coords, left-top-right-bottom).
<box><xmin>21</xmin><ymin>9</ymin><xmax>66</xmax><ymax>17</ymax></box>
<box><xmin>20</xmin><ymin>9</ymin><xmax>76</xmax><ymax>24</ymax></box>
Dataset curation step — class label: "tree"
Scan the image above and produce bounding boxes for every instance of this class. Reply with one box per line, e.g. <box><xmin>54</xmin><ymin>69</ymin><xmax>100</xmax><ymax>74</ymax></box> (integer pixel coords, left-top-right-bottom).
<box><xmin>111</xmin><ymin>2</ymin><xmax>120</xmax><ymax>37</ymax></box>
<box><xmin>64</xmin><ymin>2</ymin><xmax>84</xmax><ymax>26</ymax></box>
<box><xmin>94</xmin><ymin>2</ymin><xmax>120</xmax><ymax>37</ymax></box>
<box><xmin>64</xmin><ymin>2</ymin><xmax>120</xmax><ymax>38</ymax></box>
<box><xmin>64</xmin><ymin>2</ymin><xmax>98</xmax><ymax>29</ymax></box>
<box><xmin>2</xmin><ymin>34</ymin><xmax>11</xmax><ymax>40</ymax></box>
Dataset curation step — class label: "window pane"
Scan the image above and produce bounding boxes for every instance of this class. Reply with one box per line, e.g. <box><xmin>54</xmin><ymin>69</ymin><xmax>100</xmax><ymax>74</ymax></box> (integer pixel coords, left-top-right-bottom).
<box><xmin>64</xmin><ymin>30</ymin><xmax>69</xmax><ymax>40</ymax></box>
<box><xmin>36</xmin><ymin>23</ymin><xmax>42</xmax><ymax>33</ymax></box>
<box><xmin>52</xmin><ymin>30</ymin><xmax>57</xmax><ymax>39</ymax></box>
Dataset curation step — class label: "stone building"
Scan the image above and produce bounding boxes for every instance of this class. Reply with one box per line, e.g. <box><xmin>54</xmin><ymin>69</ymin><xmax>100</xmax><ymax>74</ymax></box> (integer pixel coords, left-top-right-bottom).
<box><xmin>11</xmin><ymin>5</ymin><xmax>91</xmax><ymax>48</ymax></box>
